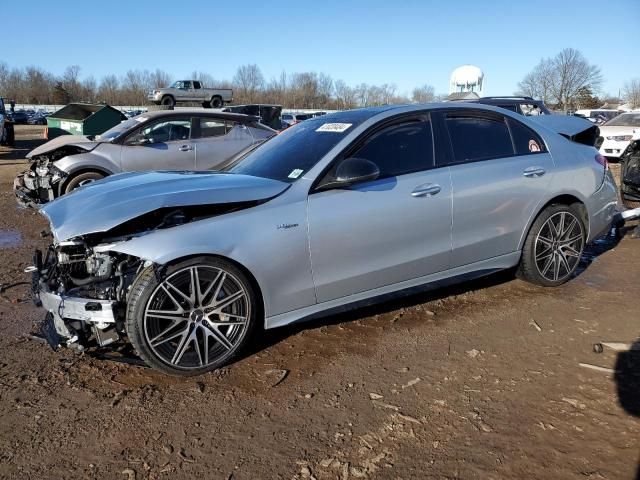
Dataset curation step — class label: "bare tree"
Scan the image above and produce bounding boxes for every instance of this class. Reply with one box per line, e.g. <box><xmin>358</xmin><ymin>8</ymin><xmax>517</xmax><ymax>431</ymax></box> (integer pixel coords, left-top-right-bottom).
<box><xmin>149</xmin><ymin>69</ymin><xmax>172</xmax><ymax>89</ymax></box>
<box><xmin>623</xmin><ymin>78</ymin><xmax>640</xmax><ymax>108</ymax></box>
<box><xmin>517</xmin><ymin>49</ymin><xmax>603</xmax><ymax>109</ymax></box>
<box><xmin>412</xmin><ymin>84</ymin><xmax>435</xmax><ymax>103</ymax></box>
<box><xmin>233</xmin><ymin>64</ymin><xmax>264</xmax><ymax>103</ymax></box>
<box><xmin>62</xmin><ymin>65</ymin><xmax>82</xmax><ymax>101</ymax></box>
<box><xmin>334</xmin><ymin>79</ymin><xmax>356</xmax><ymax>109</ymax></box>
<box><xmin>97</xmin><ymin>74</ymin><xmax>120</xmax><ymax>105</ymax></box>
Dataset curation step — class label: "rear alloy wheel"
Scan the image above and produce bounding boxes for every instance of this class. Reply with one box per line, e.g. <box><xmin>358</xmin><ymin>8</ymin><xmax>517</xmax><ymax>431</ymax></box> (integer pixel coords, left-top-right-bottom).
<box><xmin>519</xmin><ymin>205</ymin><xmax>585</xmax><ymax>286</ymax></box>
<box><xmin>126</xmin><ymin>257</ymin><xmax>257</xmax><ymax>376</ymax></box>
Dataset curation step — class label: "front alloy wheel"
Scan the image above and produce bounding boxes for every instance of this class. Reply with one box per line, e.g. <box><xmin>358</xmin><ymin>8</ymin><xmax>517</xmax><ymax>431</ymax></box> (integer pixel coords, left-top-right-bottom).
<box><xmin>126</xmin><ymin>257</ymin><xmax>257</xmax><ymax>375</ymax></box>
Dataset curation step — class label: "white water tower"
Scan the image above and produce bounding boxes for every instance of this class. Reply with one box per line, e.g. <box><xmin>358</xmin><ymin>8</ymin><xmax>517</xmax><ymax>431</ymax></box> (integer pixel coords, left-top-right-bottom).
<box><xmin>449</xmin><ymin>65</ymin><xmax>484</xmax><ymax>95</ymax></box>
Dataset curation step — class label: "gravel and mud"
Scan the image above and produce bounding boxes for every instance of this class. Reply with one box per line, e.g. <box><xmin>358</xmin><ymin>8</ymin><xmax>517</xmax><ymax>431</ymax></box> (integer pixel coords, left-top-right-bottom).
<box><xmin>0</xmin><ymin>125</ymin><xmax>639</xmax><ymax>480</ymax></box>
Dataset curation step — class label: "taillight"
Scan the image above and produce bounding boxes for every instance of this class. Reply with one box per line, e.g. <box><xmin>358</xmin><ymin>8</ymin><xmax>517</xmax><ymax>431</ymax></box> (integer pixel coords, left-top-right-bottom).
<box><xmin>595</xmin><ymin>153</ymin><xmax>608</xmax><ymax>170</ymax></box>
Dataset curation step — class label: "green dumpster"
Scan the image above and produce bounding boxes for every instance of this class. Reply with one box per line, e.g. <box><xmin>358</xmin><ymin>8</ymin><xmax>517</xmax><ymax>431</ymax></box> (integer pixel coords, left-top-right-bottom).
<box><xmin>46</xmin><ymin>103</ymin><xmax>127</xmax><ymax>139</ymax></box>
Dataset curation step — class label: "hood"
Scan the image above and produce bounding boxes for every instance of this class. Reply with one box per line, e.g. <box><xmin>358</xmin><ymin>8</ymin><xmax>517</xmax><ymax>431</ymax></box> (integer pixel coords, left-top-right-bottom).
<box><xmin>40</xmin><ymin>171</ymin><xmax>289</xmax><ymax>242</ymax></box>
<box><xmin>529</xmin><ymin>115</ymin><xmax>600</xmax><ymax>146</ymax></box>
<box><xmin>27</xmin><ymin>135</ymin><xmax>100</xmax><ymax>159</ymax></box>
<box><xmin>598</xmin><ymin>125</ymin><xmax>637</xmax><ymax>136</ymax></box>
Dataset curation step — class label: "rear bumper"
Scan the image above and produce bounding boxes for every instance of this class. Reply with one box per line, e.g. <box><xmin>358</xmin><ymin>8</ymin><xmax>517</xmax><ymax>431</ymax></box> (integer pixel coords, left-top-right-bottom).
<box><xmin>585</xmin><ymin>168</ymin><xmax>619</xmax><ymax>242</ymax></box>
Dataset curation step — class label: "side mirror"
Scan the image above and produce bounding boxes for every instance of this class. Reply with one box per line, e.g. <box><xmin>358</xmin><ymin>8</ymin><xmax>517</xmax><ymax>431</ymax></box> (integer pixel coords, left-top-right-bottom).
<box><xmin>319</xmin><ymin>157</ymin><xmax>380</xmax><ymax>191</ymax></box>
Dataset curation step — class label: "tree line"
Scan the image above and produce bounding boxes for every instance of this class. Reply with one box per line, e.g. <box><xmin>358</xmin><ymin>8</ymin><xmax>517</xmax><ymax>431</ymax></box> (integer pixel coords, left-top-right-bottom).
<box><xmin>2</xmin><ymin>51</ymin><xmax>637</xmax><ymax>110</ymax></box>
<box><xmin>0</xmin><ymin>62</ymin><xmax>440</xmax><ymax>109</ymax></box>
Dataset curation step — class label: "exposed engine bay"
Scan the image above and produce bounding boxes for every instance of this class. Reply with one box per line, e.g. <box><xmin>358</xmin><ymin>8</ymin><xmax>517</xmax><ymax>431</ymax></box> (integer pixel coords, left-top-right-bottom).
<box><xmin>32</xmin><ymin>204</ymin><xmax>247</xmax><ymax>351</ymax></box>
<box><xmin>14</xmin><ymin>149</ymin><xmax>87</xmax><ymax>206</ymax></box>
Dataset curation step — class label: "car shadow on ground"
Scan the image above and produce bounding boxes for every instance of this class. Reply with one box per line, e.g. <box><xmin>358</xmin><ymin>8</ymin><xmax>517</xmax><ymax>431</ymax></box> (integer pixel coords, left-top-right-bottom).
<box><xmin>614</xmin><ymin>339</ymin><xmax>640</xmax><ymax>480</ymax></box>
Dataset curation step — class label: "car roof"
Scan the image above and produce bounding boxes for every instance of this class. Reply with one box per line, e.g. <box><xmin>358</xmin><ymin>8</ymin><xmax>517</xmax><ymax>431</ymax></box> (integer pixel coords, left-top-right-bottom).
<box><xmin>138</xmin><ymin>109</ymin><xmax>261</xmax><ymax>124</ymax></box>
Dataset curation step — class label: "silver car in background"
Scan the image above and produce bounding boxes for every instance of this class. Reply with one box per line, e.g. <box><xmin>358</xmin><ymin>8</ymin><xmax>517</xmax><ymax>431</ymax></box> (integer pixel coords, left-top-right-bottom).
<box><xmin>31</xmin><ymin>104</ymin><xmax>619</xmax><ymax>375</ymax></box>
<box><xmin>13</xmin><ymin>110</ymin><xmax>275</xmax><ymax>207</ymax></box>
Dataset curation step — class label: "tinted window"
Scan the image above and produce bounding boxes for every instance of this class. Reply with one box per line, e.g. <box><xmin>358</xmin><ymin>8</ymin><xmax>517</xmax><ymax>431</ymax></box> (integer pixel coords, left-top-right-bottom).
<box><xmin>350</xmin><ymin>120</ymin><xmax>432</xmax><ymax>178</ymax></box>
<box><xmin>130</xmin><ymin>118</ymin><xmax>191</xmax><ymax>144</ymax></box>
<box><xmin>193</xmin><ymin>81</ymin><xmax>201</xmax><ymax>89</ymax></box>
<box><xmin>508</xmin><ymin>118</ymin><xmax>546</xmax><ymax>155</ymax></box>
<box><xmin>198</xmin><ymin>118</ymin><xmax>236</xmax><ymax>138</ymax></box>
<box><xmin>446</xmin><ymin>114</ymin><xmax>514</xmax><ymax>162</ymax></box>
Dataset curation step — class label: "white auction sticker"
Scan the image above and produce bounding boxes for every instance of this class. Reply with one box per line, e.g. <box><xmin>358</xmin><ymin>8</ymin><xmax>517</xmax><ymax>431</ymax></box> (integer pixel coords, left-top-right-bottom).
<box><xmin>135</xmin><ymin>116</ymin><xmax>147</xmax><ymax>122</ymax></box>
<box><xmin>316</xmin><ymin>123</ymin><xmax>352</xmax><ymax>133</ymax></box>
<box><xmin>288</xmin><ymin>168</ymin><xmax>304</xmax><ymax>179</ymax></box>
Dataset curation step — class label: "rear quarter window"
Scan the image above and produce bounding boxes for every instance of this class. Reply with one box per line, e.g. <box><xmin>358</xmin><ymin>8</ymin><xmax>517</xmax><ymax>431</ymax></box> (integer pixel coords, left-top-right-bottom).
<box><xmin>507</xmin><ymin>118</ymin><xmax>546</xmax><ymax>155</ymax></box>
<box><xmin>446</xmin><ymin>114</ymin><xmax>514</xmax><ymax>163</ymax></box>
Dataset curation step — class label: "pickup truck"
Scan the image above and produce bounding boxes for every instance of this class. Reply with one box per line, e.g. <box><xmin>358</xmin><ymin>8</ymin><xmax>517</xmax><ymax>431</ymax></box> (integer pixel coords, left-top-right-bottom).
<box><xmin>148</xmin><ymin>80</ymin><xmax>233</xmax><ymax>108</ymax></box>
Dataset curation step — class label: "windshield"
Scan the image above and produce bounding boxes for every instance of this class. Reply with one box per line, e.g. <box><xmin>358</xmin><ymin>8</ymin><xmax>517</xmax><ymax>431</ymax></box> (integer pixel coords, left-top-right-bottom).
<box><xmin>97</xmin><ymin>117</ymin><xmax>147</xmax><ymax>141</ymax></box>
<box><xmin>230</xmin><ymin>116</ymin><xmax>356</xmax><ymax>182</ymax></box>
<box><xmin>603</xmin><ymin>113</ymin><xmax>640</xmax><ymax>127</ymax></box>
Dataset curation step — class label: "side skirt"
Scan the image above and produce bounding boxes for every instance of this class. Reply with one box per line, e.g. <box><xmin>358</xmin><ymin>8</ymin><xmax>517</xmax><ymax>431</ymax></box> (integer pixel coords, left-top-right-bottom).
<box><xmin>265</xmin><ymin>251</ymin><xmax>521</xmax><ymax>330</ymax></box>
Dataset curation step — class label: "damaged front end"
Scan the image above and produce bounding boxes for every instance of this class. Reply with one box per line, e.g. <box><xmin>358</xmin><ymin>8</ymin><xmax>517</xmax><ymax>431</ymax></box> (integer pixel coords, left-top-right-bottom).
<box><xmin>28</xmin><ymin>170</ymin><xmax>290</xmax><ymax>356</ymax></box>
<box><xmin>32</xmin><ymin>240</ymin><xmax>143</xmax><ymax>350</ymax></box>
<box><xmin>14</xmin><ymin>138</ymin><xmax>97</xmax><ymax>207</ymax></box>
<box><xmin>14</xmin><ymin>157</ymin><xmax>69</xmax><ymax>207</ymax></box>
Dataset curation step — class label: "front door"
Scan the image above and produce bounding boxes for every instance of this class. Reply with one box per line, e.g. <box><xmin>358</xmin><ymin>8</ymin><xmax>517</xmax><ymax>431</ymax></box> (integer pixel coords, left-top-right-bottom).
<box><xmin>307</xmin><ymin>116</ymin><xmax>453</xmax><ymax>303</ymax></box>
<box><xmin>120</xmin><ymin>117</ymin><xmax>196</xmax><ymax>171</ymax></box>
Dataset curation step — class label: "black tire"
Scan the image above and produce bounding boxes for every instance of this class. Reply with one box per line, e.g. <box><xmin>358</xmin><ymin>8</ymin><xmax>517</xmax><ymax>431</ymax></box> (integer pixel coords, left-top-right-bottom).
<box><xmin>161</xmin><ymin>95</ymin><xmax>175</xmax><ymax>107</ymax></box>
<box><xmin>63</xmin><ymin>171</ymin><xmax>105</xmax><ymax>194</ymax></box>
<box><xmin>126</xmin><ymin>256</ymin><xmax>259</xmax><ymax>376</ymax></box>
<box><xmin>518</xmin><ymin>204</ymin><xmax>586</xmax><ymax>287</ymax></box>
<box><xmin>3</xmin><ymin>124</ymin><xmax>15</xmax><ymax>146</ymax></box>
<box><xmin>202</xmin><ymin>102</ymin><xmax>211</xmax><ymax>109</ymax></box>
<box><xmin>210</xmin><ymin>96</ymin><xmax>223</xmax><ymax>108</ymax></box>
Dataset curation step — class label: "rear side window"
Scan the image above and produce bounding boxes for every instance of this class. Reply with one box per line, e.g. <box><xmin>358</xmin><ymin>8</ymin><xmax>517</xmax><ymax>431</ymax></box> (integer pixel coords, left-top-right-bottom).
<box><xmin>351</xmin><ymin>119</ymin><xmax>433</xmax><ymax>178</ymax></box>
<box><xmin>446</xmin><ymin>114</ymin><xmax>514</xmax><ymax>163</ymax></box>
<box><xmin>198</xmin><ymin>118</ymin><xmax>236</xmax><ymax>138</ymax></box>
<box><xmin>508</xmin><ymin>118</ymin><xmax>546</xmax><ymax>155</ymax></box>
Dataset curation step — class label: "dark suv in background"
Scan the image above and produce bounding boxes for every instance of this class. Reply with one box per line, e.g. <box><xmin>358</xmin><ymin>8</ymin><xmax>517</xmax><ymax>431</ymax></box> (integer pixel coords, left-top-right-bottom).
<box><xmin>455</xmin><ymin>96</ymin><xmax>552</xmax><ymax>116</ymax></box>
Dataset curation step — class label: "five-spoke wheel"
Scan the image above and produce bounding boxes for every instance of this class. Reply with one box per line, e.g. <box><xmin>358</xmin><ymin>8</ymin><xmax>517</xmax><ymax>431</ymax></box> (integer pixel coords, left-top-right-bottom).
<box><xmin>126</xmin><ymin>257</ymin><xmax>257</xmax><ymax>375</ymax></box>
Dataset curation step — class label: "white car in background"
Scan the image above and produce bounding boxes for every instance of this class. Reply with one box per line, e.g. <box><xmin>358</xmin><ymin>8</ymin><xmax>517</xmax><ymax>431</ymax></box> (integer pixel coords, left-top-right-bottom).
<box><xmin>599</xmin><ymin>112</ymin><xmax>640</xmax><ymax>159</ymax></box>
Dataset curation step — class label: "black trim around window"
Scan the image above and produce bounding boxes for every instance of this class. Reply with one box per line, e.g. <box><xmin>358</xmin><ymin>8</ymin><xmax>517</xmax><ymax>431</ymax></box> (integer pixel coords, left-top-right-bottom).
<box><xmin>311</xmin><ymin>111</ymin><xmax>438</xmax><ymax>193</ymax></box>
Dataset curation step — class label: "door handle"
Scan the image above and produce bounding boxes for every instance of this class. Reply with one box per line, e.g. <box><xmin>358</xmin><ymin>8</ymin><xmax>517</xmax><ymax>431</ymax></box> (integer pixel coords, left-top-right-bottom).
<box><xmin>523</xmin><ymin>166</ymin><xmax>545</xmax><ymax>178</ymax></box>
<box><xmin>411</xmin><ymin>183</ymin><xmax>441</xmax><ymax>197</ymax></box>
<box><xmin>178</xmin><ymin>145</ymin><xmax>193</xmax><ymax>152</ymax></box>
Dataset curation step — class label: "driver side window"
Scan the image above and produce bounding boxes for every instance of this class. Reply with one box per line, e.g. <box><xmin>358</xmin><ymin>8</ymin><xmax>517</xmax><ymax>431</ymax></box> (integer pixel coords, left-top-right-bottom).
<box><xmin>347</xmin><ymin>119</ymin><xmax>433</xmax><ymax>179</ymax></box>
<box><xmin>128</xmin><ymin>118</ymin><xmax>191</xmax><ymax>144</ymax></box>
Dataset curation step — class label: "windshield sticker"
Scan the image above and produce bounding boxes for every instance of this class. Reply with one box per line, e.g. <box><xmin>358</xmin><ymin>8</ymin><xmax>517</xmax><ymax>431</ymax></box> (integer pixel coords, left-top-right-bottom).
<box><xmin>288</xmin><ymin>169</ymin><xmax>304</xmax><ymax>179</ymax></box>
<box><xmin>135</xmin><ymin>116</ymin><xmax>147</xmax><ymax>122</ymax></box>
<box><xmin>316</xmin><ymin>123</ymin><xmax>352</xmax><ymax>133</ymax></box>
<box><xmin>528</xmin><ymin>139</ymin><xmax>541</xmax><ymax>152</ymax></box>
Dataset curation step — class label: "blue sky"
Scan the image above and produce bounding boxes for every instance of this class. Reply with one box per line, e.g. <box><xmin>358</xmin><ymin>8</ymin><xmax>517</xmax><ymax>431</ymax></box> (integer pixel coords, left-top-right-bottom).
<box><xmin>6</xmin><ymin>0</ymin><xmax>640</xmax><ymax>97</ymax></box>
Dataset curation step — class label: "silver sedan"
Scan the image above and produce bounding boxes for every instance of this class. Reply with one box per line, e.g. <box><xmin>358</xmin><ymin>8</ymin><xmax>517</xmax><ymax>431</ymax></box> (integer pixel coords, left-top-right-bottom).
<box><xmin>32</xmin><ymin>104</ymin><xmax>619</xmax><ymax>375</ymax></box>
<box><xmin>14</xmin><ymin>110</ymin><xmax>275</xmax><ymax>206</ymax></box>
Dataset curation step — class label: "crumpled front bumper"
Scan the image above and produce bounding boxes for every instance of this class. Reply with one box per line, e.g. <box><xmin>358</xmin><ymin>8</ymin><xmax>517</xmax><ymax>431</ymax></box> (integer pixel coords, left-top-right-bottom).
<box><xmin>13</xmin><ymin>171</ymin><xmax>55</xmax><ymax>208</ymax></box>
<box><xmin>36</xmin><ymin>283</ymin><xmax>118</xmax><ymax>342</ymax></box>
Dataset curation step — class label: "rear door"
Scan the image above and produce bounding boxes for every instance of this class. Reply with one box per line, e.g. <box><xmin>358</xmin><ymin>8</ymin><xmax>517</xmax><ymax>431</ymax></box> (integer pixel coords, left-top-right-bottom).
<box><xmin>191</xmin><ymin>117</ymin><xmax>255</xmax><ymax>170</ymax></box>
<box><xmin>307</xmin><ymin>114</ymin><xmax>453</xmax><ymax>303</ymax></box>
<box><xmin>435</xmin><ymin>109</ymin><xmax>554</xmax><ymax>267</ymax></box>
<box><xmin>120</xmin><ymin>116</ymin><xmax>196</xmax><ymax>171</ymax></box>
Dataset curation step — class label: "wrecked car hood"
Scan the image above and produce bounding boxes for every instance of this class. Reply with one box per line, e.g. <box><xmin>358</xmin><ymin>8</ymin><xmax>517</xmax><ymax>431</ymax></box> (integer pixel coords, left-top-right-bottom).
<box><xmin>40</xmin><ymin>171</ymin><xmax>289</xmax><ymax>242</ymax></box>
<box><xmin>529</xmin><ymin>115</ymin><xmax>600</xmax><ymax>146</ymax></box>
<box><xmin>27</xmin><ymin>135</ymin><xmax>101</xmax><ymax>159</ymax></box>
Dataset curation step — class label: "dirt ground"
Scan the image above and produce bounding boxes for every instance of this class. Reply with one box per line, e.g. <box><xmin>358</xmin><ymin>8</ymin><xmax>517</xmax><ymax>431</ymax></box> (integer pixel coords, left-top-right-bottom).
<box><xmin>0</xmin><ymin>125</ymin><xmax>639</xmax><ymax>480</ymax></box>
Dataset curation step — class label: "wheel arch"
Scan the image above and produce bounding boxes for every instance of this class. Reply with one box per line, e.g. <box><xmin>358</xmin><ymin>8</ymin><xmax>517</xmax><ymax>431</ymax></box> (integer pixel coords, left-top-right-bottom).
<box><xmin>59</xmin><ymin>166</ymin><xmax>112</xmax><ymax>194</ymax></box>
<box><xmin>518</xmin><ymin>194</ymin><xmax>589</xmax><ymax>251</ymax></box>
